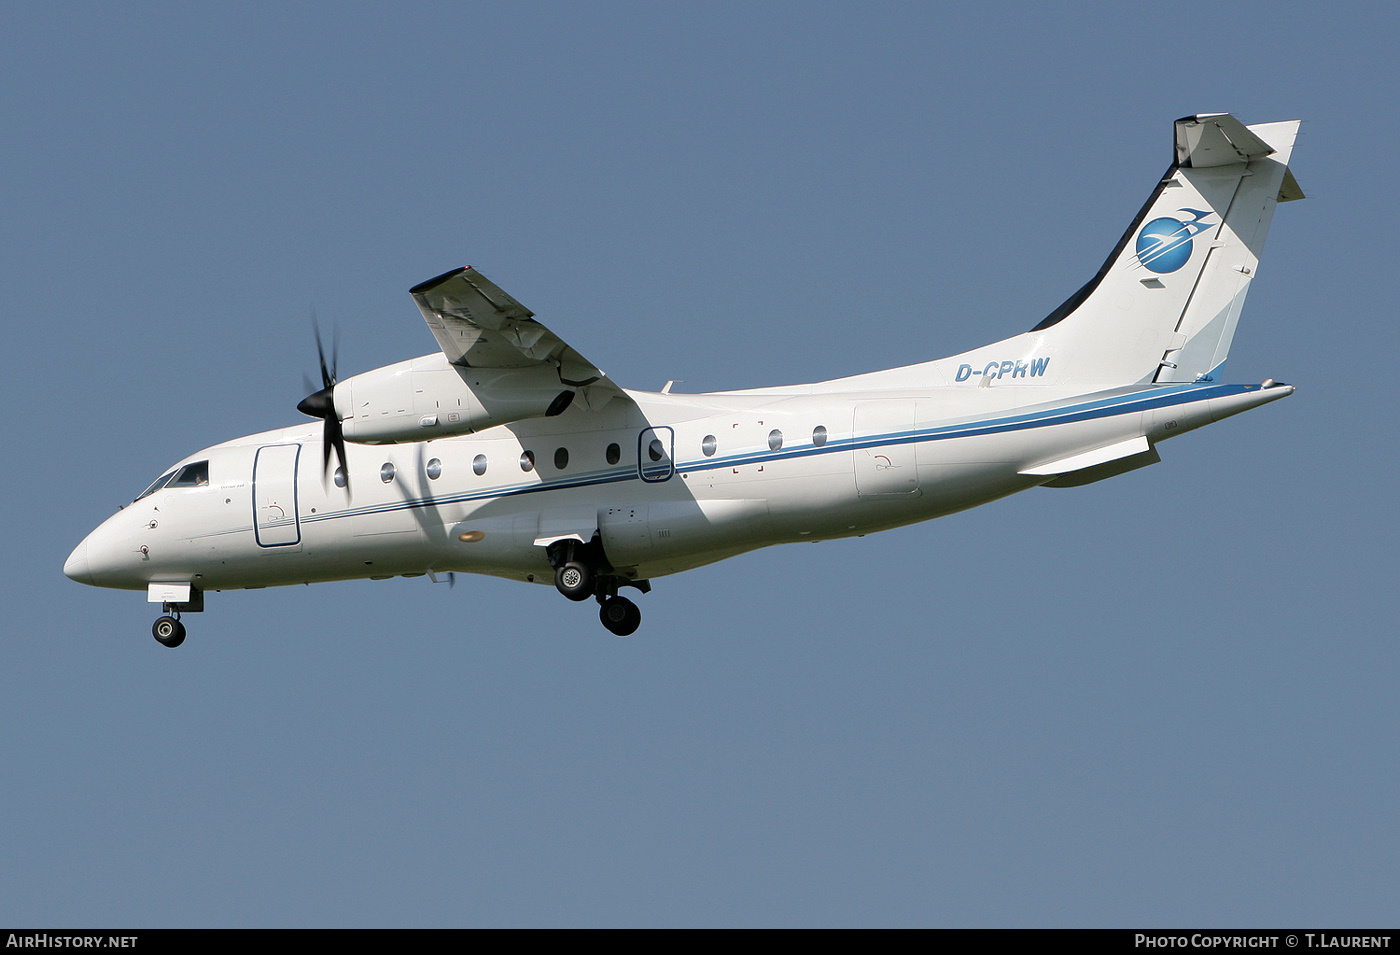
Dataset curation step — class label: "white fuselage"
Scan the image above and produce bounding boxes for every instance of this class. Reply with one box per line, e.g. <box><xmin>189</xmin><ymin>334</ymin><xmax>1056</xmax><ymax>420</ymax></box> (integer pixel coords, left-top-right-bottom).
<box><xmin>63</xmin><ymin>361</ymin><xmax>1290</xmax><ymax>596</ymax></box>
<box><xmin>61</xmin><ymin>113</ymin><xmax>1305</xmax><ymax>639</ymax></box>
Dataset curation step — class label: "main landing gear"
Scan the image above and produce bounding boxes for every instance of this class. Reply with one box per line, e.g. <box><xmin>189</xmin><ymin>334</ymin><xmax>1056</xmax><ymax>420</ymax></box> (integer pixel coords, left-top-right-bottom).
<box><xmin>547</xmin><ymin>539</ymin><xmax>649</xmax><ymax>636</ymax></box>
<box><xmin>598</xmin><ymin>595</ymin><xmax>641</xmax><ymax>637</ymax></box>
<box><xmin>554</xmin><ymin>560</ymin><xmax>595</xmax><ymax>602</ymax></box>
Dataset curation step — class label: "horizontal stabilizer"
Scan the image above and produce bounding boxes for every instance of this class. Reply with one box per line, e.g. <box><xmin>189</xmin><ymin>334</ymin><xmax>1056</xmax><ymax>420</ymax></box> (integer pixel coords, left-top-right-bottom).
<box><xmin>1175</xmin><ymin>113</ymin><xmax>1274</xmax><ymax>167</ymax></box>
<box><xmin>1278</xmin><ymin>167</ymin><xmax>1306</xmax><ymax>202</ymax></box>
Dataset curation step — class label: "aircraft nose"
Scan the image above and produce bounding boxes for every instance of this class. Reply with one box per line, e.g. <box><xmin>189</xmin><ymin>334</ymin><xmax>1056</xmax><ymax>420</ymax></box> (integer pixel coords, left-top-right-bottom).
<box><xmin>64</xmin><ymin>539</ymin><xmax>94</xmax><ymax>586</ymax></box>
<box><xmin>64</xmin><ymin>516</ymin><xmax>147</xmax><ymax>590</ymax></box>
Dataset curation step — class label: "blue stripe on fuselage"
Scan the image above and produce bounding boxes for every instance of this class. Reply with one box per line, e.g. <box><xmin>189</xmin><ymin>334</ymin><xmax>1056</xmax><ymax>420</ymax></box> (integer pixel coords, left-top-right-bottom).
<box><xmin>296</xmin><ymin>382</ymin><xmax>1249</xmax><ymax>525</ymax></box>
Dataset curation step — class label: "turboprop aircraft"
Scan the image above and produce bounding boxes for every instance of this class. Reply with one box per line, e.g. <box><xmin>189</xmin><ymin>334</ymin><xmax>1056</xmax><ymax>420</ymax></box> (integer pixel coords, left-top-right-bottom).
<box><xmin>65</xmin><ymin>112</ymin><xmax>1304</xmax><ymax>645</ymax></box>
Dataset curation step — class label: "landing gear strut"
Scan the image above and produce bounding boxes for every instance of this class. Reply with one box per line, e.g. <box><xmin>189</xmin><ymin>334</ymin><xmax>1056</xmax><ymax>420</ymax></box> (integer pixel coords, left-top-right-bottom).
<box><xmin>152</xmin><ymin>613</ymin><xmax>186</xmax><ymax>648</ymax></box>
<box><xmin>546</xmin><ymin>538</ymin><xmax>649</xmax><ymax>635</ymax></box>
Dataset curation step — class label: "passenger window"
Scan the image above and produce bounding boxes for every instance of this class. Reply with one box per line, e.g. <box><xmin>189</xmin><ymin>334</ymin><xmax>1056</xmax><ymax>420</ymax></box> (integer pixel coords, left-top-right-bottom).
<box><xmin>606</xmin><ymin>443</ymin><xmax>621</xmax><ymax>465</ymax></box>
<box><xmin>472</xmin><ymin>454</ymin><xmax>488</xmax><ymax>476</ymax></box>
<box><xmin>381</xmin><ymin>462</ymin><xmax>396</xmax><ymax>484</ymax></box>
<box><xmin>768</xmin><ymin>429</ymin><xmax>783</xmax><ymax>451</ymax></box>
<box><xmin>554</xmin><ymin>447</ymin><xmax>569</xmax><ymax>470</ymax></box>
<box><xmin>426</xmin><ymin>458</ymin><xmax>442</xmax><ymax>480</ymax></box>
<box><xmin>812</xmin><ymin>425</ymin><xmax>828</xmax><ymax>447</ymax></box>
<box><xmin>168</xmin><ymin>461</ymin><xmax>209</xmax><ymax>488</ymax></box>
<box><xmin>520</xmin><ymin>450</ymin><xmax>535</xmax><ymax>472</ymax></box>
<box><xmin>702</xmin><ymin>435</ymin><xmax>717</xmax><ymax>457</ymax></box>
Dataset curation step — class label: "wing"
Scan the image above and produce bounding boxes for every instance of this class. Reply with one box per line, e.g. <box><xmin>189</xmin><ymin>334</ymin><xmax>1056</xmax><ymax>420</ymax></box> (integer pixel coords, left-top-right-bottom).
<box><xmin>410</xmin><ymin>266</ymin><xmax>628</xmax><ymax>411</ymax></box>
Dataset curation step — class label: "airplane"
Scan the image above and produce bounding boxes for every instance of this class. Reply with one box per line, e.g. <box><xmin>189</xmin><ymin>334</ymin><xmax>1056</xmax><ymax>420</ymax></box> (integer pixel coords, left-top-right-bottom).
<box><xmin>64</xmin><ymin>112</ymin><xmax>1304</xmax><ymax>645</ymax></box>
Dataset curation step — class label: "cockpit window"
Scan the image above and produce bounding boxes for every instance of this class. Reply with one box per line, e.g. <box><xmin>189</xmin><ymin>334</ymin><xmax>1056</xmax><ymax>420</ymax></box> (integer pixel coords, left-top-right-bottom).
<box><xmin>168</xmin><ymin>461</ymin><xmax>209</xmax><ymax>488</ymax></box>
<box><xmin>135</xmin><ymin>470</ymin><xmax>177</xmax><ymax>502</ymax></box>
<box><xmin>137</xmin><ymin>461</ymin><xmax>209</xmax><ymax>501</ymax></box>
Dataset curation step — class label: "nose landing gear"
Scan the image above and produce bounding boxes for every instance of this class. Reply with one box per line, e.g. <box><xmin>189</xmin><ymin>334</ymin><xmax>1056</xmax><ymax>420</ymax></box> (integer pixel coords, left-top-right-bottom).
<box><xmin>149</xmin><ymin>588</ymin><xmax>201</xmax><ymax>648</ymax></box>
<box><xmin>152</xmin><ymin>613</ymin><xmax>186</xmax><ymax>648</ymax></box>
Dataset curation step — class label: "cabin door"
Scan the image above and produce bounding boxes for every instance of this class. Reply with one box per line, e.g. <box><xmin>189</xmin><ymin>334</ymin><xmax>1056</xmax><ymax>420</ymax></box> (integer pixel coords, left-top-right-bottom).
<box><xmin>853</xmin><ymin>402</ymin><xmax>919</xmax><ymax>497</ymax></box>
<box><xmin>252</xmin><ymin>444</ymin><xmax>302</xmax><ymax>547</ymax></box>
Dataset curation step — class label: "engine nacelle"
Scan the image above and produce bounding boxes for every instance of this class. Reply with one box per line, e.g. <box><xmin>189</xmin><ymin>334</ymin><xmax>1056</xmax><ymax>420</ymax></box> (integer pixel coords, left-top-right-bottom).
<box><xmin>334</xmin><ymin>353</ymin><xmax>574</xmax><ymax>444</ymax></box>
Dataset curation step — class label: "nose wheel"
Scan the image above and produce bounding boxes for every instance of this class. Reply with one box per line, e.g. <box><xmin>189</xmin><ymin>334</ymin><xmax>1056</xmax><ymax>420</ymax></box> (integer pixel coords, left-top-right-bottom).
<box><xmin>152</xmin><ymin>614</ymin><xmax>186</xmax><ymax>648</ymax></box>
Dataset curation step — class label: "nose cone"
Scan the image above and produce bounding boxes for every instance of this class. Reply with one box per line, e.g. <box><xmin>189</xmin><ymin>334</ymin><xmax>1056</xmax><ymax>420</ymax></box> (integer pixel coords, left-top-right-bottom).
<box><xmin>64</xmin><ymin>514</ymin><xmax>148</xmax><ymax>591</ymax></box>
<box><xmin>64</xmin><ymin>539</ymin><xmax>94</xmax><ymax>586</ymax></box>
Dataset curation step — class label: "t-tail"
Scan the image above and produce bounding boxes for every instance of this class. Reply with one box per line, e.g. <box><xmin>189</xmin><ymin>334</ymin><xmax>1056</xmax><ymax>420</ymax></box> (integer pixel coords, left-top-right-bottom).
<box><xmin>940</xmin><ymin>113</ymin><xmax>1304</xmax><ymax>391</ymax></box>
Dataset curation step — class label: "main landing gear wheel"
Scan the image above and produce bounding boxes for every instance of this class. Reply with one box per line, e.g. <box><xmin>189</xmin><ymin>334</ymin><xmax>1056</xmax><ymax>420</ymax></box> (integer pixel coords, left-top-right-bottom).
<box><xmin>599</xmin><ymin>596</ymin><xmax>641</xmax><ymax>637</ymax></box>
<box><xmin>152</xmin><ymin>615</ymin><xmax>186</xmax><ymax>648</ymax></box>
<box><xmin>554</xmin><ymin>561</ymin><xmax>595</xmax><ymax>602</ymax></box>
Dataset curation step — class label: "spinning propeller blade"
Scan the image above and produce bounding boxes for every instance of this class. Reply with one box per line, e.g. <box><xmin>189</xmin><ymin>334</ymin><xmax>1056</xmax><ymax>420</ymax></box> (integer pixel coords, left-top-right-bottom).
<box><xmin>296</xmin><ymin>319</ymin><xmax>351</xmax><ymax>494</ymax></box>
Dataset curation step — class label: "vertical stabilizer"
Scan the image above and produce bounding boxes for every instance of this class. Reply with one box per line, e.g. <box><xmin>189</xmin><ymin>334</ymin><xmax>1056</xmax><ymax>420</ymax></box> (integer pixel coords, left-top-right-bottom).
<box><xmin>1027</xmin><ymin>113</ymin><xmax>1302</xmax><ymax>387</ymax></box>
<box><xmin>734</xmin><ymin>113</ymin><xmax>1303</xmax><ymax>399</ymax></box>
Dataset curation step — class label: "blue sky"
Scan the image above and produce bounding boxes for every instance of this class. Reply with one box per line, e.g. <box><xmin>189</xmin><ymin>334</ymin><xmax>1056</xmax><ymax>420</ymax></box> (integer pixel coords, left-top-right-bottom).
<box><xmin>3</xmin><ymin>1</ymin><xmax>1397</xmax><ymax>927</ymax></box>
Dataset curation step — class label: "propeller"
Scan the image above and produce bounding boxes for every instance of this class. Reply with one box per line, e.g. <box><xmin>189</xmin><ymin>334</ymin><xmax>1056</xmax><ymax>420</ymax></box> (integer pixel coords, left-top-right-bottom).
<box><xmin>296</xmin><ymin>320</ymin><xmax>351</xmax><ymax>494</ymax></box>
